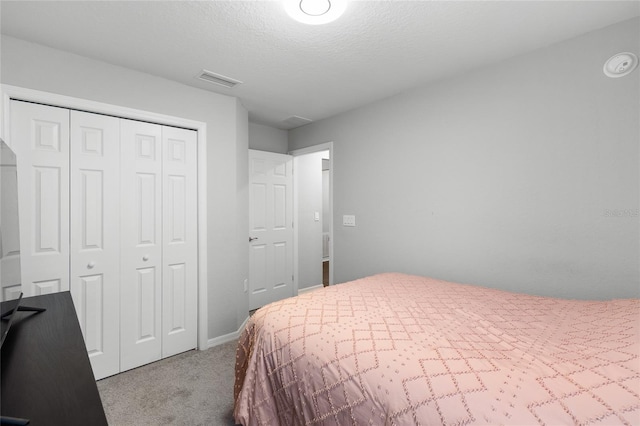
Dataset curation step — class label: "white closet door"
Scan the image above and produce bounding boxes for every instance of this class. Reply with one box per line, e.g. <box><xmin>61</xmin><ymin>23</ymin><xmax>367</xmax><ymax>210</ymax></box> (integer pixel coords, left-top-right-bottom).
<box><xmin>70</xmin><ymin>111</ymin><xmax>121</xmax><ymax>379</ymax></box>
<box><xmin>161</xmin><ymin>126</ymin><xmax>198</xmax><ymax>357</ymax></box>
<box><xmin>11</xmin><ymin>101</ymin><xmax>70</xmax><ymax>297</ymax></box>
<box><xmin>120</xmin><ymin>119</ymin><xmax>163</xmax><ymax>372</ymax></box>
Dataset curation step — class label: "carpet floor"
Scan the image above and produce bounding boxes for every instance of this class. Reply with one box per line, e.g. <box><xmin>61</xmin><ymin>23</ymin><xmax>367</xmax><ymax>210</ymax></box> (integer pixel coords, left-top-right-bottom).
<box><xmin>97</xmin><ymin>340</ymin><xmax>239</xmax><ymax>426</ymax></box>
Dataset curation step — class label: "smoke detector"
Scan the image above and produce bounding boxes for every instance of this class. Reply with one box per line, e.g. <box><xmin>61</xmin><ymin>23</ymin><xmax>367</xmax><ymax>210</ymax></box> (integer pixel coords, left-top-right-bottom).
<box><xmin>603</xmin><ymin>52</ymin><xmax>638</xmax><ymax>78</ymax></box>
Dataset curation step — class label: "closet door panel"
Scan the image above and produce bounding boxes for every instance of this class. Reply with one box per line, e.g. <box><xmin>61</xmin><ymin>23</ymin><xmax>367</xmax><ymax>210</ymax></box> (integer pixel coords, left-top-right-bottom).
<box><xmin>162</xmin><ymin>127</ymin><xmax>198</xmax><ymax>357</ymax></box>
<box><xmin>70</xmin><ymin>111</ymin><xmax>120</xmax><ymax>380</ymax></box>
<box><xmin>120</xmin><ymin>119</ymin><xmax>163</xmax><ymax>372</ymax></box>
<box><xmin>10</xmin><ymin>101</ymin><xmax>70</xmax><ymax>297</ymax></box>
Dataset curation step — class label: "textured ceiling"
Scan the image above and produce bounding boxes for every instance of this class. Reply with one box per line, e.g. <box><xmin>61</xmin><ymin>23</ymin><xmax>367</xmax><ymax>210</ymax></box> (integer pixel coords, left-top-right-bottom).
<box><xmin>1</xmin><ymin>1</ymin><xmax>638</xmax><ymax>129</ymax></box>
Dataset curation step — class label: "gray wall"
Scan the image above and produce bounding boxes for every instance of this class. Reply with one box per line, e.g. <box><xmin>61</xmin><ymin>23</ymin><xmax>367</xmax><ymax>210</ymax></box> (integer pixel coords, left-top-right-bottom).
<box><xmin>248</xmin><ymin>122</ymin><xmax>288</xmax><ymax>154</ymax></box>
<box><xmin>235</xmin><ymin>104</ymin><xmax>250</xmax><ymax>327</ymax></box>
<box><xmin>289</xmin><ymin>18</ymin><xmax>640</xmax><ymax>300</ymax></box>
<box><xmin>1</xmin><ymin>36</ymin><xmax>249</xmax><ymax>338</ymax></box>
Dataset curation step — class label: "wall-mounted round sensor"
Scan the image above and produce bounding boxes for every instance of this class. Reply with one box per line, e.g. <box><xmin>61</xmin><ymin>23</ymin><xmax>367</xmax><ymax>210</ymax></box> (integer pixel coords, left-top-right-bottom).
<box><xmin>603</xmin><ymin>52</ymin><xmax>638</xmax><ymax>78</ymax></box>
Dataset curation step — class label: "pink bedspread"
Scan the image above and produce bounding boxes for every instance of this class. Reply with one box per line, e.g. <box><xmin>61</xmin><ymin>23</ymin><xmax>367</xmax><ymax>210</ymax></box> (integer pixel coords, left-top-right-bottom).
<box><xmin>234</xmin><ymin>273</ymin><xmax>640</xmax><ymax>425</ymax></box>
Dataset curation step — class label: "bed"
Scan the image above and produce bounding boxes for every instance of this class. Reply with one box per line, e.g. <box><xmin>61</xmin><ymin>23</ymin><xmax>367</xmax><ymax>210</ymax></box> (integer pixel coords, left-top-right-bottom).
<box><xmin>234</xmin><ymin>273</ymin><xmax>640</xmax><ymax>425</ymax></box>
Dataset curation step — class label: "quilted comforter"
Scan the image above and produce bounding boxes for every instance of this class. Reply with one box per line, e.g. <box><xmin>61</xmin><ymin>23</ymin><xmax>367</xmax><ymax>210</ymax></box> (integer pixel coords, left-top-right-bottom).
<box><xmin>234</xmin><ymin>273</ymin><xmax>639</xmax><ymax>425</ymax></box>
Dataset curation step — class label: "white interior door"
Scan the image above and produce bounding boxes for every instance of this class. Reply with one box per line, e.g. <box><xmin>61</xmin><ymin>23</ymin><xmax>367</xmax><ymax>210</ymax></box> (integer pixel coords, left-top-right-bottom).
<box><xmin>70</xmin><ymin>110</ymin><xmax>121</xmax><ymax>379</ymax></box>
<box><xmin>0</xmin><ymin>141</ymin><xmax>22</xmax><ymax>301</ymax></box>
<box><xmin>248</xmin><ymin>150</ymin><xmax>293</xmax><ymax>310</ymax></box>
<box><xmin>120</xmin><ymin>119</ymin><xmax>163</xmax><ymax>372</ymax></box>
<box><xmin>161</xmin><ymin>126</ymin><xmax>198</xmax><ymax>358</ymax></box>
<box><xmin>11</xmin><ymin>101</ymin><xmax>70</xmax><ymax>297</ymax></box>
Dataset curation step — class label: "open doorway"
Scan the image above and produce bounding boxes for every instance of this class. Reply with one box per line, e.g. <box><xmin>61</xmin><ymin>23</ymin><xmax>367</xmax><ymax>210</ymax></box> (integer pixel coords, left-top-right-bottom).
<box><xmin>291</xmin><ymin>143</ymin><xmax>333</xmax><ymax>294</ymax></box>
<box><xmin>322</xmin><ymin>154</ymin><xmax>330</xmax><ymax>286</ymax></box>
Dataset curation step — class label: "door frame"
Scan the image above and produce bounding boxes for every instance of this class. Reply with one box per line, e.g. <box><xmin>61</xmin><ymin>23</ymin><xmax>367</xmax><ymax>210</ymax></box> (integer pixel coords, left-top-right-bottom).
<box><xmin>289</xmin><ymin>142</ymin><xmax>334</xmax><ymax>292</ymax></box>
<box><xmin>0</xmin><ymin>84</ymin><xmax>209</xmax><ymax>351</ymax></box>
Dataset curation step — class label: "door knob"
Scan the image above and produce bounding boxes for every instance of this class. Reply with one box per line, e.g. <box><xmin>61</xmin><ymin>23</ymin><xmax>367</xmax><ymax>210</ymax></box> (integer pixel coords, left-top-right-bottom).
<box><xmin>87</xmin><ymin>261</ymin><xmax>96</xmax><ymax>269</ymax></box>
<box><xmin>142</xmin><ymin>255</ymin><xmax>150</xmax><ymax>261</ymax></box>
<box><xmin>249</xmin><ymin>237</ymin><xmax>259</xmax><ymax>242</ymax></box>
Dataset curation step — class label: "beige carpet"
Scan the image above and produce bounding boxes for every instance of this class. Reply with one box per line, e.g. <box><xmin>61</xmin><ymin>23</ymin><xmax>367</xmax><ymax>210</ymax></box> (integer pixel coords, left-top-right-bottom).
<box><xmin>97</xmin><ymin>340</ymin><xmax>238</xmax><ymax>426</ymax></box>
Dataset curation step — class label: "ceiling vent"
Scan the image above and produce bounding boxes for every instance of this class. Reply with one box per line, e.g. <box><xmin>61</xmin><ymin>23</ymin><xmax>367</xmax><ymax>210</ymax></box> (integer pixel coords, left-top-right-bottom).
<box><xmin>197</xmin><ymin>69</ymin><xmax>242</xmax><ymax>88</ymax></box>
<box><xmin>282</xmin><ymin>116</ymin><xmax>313</xmax><ymax>128</ymax></box>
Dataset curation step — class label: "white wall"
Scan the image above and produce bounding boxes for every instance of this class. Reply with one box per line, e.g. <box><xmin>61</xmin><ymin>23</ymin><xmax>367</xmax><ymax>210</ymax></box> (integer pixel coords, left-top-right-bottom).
<box><xmin>295</xmin><ymin>151</ymin><xmax>324</xmax><ymax>289</ymax></box>
<box><xmin>248</xmin><ymin>122</ymin><xmax>288</xmax><ymax>154</ymax></box>
<box><xmin>289</xmin><ymin>18</ymin><xmax>640</xmax><ymax>300</ymax></box>
<box><xmin>1</xmin><ymin>36</ymin><xmax>249</xmax><ymax>338</ymax></box>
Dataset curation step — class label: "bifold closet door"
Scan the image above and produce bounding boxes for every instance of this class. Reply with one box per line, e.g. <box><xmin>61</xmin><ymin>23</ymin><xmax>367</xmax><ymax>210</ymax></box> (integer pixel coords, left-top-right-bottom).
<box><xmin>120</xmin><ymin>119</ymin><xmax>163</xmax><ymax>372</ymax></box>
<box><xmin>70</xmin><ymin>110</ymin><xmax>121</xmax><ymax>380</ymax></box>
<box><xmin>10</xmin><ymin>101</ymin><xmax>198</xmax><ymax>376</ymax></box>
<box><xmin>119</xmin><ymin>121</ymin><xmax>198</xmax><ymax>371</ymax></box>
<box><xmin>11</xmin><ymin>101</ymin><xmax>70</xmax><ymax>297</ymax></box>
<box><xmin>161</xmin><ymin>126</ymin><xmax>198</xmax><ymax>358</ymax></box>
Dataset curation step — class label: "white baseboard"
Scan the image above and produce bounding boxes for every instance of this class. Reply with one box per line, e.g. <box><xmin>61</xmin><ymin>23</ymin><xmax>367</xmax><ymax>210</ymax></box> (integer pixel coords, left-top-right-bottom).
<box><xmin>298</xmin><ymin>284</ymin><xmax>323</xmax><ymax>295</ymax></box>
<box><xmin>205</xmin><ymin>286</ymin><xmax>325</xmax><ymax>348</ymax></box>
<box><xmin>206</xmin><ymin>315</ymin><xmax>249</xmax><ymax>349</ymax></box>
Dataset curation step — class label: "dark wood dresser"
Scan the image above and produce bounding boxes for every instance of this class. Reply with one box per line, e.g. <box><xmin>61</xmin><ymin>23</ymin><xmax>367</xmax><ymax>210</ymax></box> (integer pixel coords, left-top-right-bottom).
<box><xmin>1</xmin><ymin>292</ymin><xmax>107</xmax><ymax>425</ymax></box>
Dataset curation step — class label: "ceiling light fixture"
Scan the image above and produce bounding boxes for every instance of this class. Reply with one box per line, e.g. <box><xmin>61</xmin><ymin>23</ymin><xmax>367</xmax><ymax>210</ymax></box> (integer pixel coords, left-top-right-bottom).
<box><xmin>284</xmin><ymin>0</ymin><xmax>347</xmax><ymax>25</ymax></box>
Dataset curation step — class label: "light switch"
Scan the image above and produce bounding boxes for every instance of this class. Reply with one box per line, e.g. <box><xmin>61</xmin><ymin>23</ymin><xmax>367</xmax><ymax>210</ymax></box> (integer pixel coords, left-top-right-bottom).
<box><xmin>314</xmin><ymin>211</ymin><xmax>320</xmax><ymax>221</ymax></box>
<box><xmin>343</xmin><ymin>214</ymin><xmax>356</xmax><ymax>227</ymax></box>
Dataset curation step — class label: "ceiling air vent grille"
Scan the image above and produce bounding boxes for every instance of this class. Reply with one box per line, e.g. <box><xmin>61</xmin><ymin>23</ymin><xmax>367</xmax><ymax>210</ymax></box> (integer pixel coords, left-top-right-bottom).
<box><xmin>197</xmin><ymin>69</ymin><xmax>242</xmax><ymax>88</ymax></box>
<box><xmin>282</xmin><ymin>116</ymin><xmax>313</xmax><ymax>128</ymax></box>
